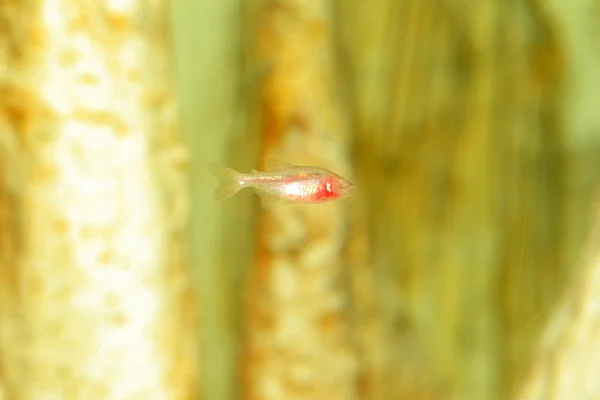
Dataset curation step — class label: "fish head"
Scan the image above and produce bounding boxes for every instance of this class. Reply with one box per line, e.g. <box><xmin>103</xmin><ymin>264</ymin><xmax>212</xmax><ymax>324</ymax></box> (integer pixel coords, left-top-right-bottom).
<box><xmin>330</xmin><ymin>174</ymin><xmax>354</xmax><ymax>198</ymax></box>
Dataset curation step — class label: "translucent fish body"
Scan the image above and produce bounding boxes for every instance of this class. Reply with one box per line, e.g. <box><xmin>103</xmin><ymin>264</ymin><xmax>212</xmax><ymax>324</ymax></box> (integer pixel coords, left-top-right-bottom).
<box><xmin>209</xmin><ymin>160</ymin><xmax>354</xmax><ymax>208</ymax></box>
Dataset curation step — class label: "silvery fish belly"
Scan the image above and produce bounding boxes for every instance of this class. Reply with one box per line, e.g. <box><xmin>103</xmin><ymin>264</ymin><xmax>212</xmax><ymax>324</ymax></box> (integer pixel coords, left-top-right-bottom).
<box><xmin>209</xmin><ymin>159</ymin><xmax>354</xmax><ymax>208</ymax></box>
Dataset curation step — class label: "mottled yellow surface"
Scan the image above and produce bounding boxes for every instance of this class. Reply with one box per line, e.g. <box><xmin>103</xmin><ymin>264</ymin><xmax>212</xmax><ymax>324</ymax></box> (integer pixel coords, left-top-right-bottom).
<box><xmin>0</xmin><ymin>1</ymin><xmax>199</xmax><ymax>399</ymax></box>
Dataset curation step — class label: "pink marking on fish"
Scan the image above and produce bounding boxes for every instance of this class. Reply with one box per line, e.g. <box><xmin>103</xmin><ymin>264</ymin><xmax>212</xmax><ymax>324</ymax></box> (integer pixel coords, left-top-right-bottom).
<box><xmin>208</xmin><ymin>159</ymin><xmax>354</xmax><ymax>208</ymax></box>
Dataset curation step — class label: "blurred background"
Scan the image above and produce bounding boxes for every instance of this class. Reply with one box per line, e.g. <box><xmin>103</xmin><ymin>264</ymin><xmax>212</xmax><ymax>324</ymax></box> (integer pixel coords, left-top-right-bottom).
<box><xmin>1</xmin><ymin>0</ymin><xmax>600</xmax><ymax>399</ymax></box>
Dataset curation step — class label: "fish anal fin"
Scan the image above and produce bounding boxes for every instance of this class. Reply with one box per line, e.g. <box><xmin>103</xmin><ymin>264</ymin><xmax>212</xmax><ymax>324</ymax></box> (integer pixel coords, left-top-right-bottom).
<box><xmin>264</xmin><ymin>158</ymin><xmax>296</xmax><ymax>170</ymax></box>
<box><xmin>254</xmin><ymin>189</ymin><xmax>280</xmax><ymax>209</ymax></box>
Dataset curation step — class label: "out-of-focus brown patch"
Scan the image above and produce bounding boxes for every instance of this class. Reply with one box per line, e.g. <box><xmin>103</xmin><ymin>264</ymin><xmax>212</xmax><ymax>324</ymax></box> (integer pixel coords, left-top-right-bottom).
<box><xmin>0</xmin><ymin>2</ymin><xmax>44</xmax><ymax>62</ymax></box>
<box><xmin>391</xmin><ymin>312</ymin><xmax>414</xmax><ymax>336</ymax></box>
<box><xmin>260</xmin><ymin>76</ymin><xmax>289</xmax><ymax>153</ymax></box>
<box><xmin>281</xmin><ymin>374</ymin><xmax>311</xmax><ymax>395</ymax></box>
<box><xmin>252</xmin><ymin>298</ymin><xmax>276</xmax><ymax>332</ymax></box>
<box><xmin>530</xmin><ymin>41</ymin><xmax>563</xmax><ymax>90</ymax></box>
<box><xmin>28</xmin><ymin>21</ymin><xmax>46</xmax><ymax>50</ymax></box>
<box><xmin>319</xmin><ymin>311</ymin><xmax>342</xmax><ymax>332</ymax></box>
<box><xmin>107</xmin><ymin>13</ymin><xmax>131</xmax><ymax>32</ymax></box>
<box><xmin>72</xmin><ymin>108</ymin><xmax>129</xmax><ymax>138</ymax></box>
<box><xmin>174</xmin><ymin>154</ymin><xmax>189</xmax><ymax>173</ymax></box>
<box><xmin>289</xmin><ymin>111</ymin><xmax>311</xmax><ymax>133</ymax></box>
<box><xmin>307</xmin><ymin>19</ymin><xmax>326</xmax><ymax>43</ymax></box>
<box><xmin>255</xmin><ymin>2</ymin><xmax>316</xmax><ymax>158</ymax></box>
<box><xmin>0</xmin><ymin>168</ymin><xmax>20</xmax><ymax>306</ymax></box>
<box><xmin>143</xmin><ymin>88</ymin><xmax>169</xmax><ymax>110</ymax></box>
<box><xmin>175</xmin><ymin>284</ymin><xmax>197</xmax><ymax>335</ymax></box>
<box><xmin>0</xmin><ymin>83</ymin><xmax>37</xmax><ymax>136</ymax></box>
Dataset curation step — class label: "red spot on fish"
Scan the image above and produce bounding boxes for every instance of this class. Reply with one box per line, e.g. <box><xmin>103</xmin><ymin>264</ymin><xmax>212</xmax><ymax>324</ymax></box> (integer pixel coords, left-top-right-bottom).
<box><xmin>314</xmin><ymin>176</ymin><xmax>338</xmax><ymax>201</ymax></box>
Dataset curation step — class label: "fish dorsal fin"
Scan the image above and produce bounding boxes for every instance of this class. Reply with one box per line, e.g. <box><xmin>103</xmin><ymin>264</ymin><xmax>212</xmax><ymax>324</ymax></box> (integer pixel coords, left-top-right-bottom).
<box><xmin>254</xmin><ymin>189</ymin><xmax>280</xmax><ymax>209</ymax></box>
<box><xmin>264</xmin><ymin>158</ymin><xmax>296</xmax><ymax>170</ymax></box>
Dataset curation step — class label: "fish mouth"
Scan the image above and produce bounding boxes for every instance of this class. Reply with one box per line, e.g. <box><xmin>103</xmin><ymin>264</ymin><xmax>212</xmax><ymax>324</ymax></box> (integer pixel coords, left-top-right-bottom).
<box><xmin>342</xmin><ymin>180</ymin><xmax>354</xmax><ymax>195</ymax></box>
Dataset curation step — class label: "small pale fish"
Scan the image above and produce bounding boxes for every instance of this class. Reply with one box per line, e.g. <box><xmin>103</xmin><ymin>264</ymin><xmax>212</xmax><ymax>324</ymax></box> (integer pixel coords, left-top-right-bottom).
<box><xmin>209</xmin><ymin>158</ymin><xmax>354</xmax><ymax>208</ymax></box>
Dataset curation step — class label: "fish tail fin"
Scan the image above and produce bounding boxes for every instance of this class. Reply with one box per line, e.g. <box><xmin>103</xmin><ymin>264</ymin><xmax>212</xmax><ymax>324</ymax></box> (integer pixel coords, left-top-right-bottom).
<box><xmin>209</xmin><ymin>163</ymin><xmax>243</xmax><ymax>201</ymax></box>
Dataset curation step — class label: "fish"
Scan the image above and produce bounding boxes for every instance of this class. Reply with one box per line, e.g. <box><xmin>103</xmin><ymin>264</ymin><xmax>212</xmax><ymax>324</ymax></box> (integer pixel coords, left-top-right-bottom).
<box><xmin>209</xmin><ymin>158</ymin><xmax>354</xmax><ymax>208</ymax></box>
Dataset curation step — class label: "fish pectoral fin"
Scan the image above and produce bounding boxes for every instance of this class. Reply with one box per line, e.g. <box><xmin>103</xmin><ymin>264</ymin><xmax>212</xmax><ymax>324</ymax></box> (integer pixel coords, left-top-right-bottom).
<box><xmin>251</xmin><ymin>168</ymin><xmax>258</xmax><ymax>173</ymax></box>
<box><xmin>264</xmin><ymin>158</ymin><xmax>296</xmax><ymax>170</ymax></box>
<box><xmin>254</xmin><ymin>189</ymin><xmax>280</xmax><ymax>209</ymax></box>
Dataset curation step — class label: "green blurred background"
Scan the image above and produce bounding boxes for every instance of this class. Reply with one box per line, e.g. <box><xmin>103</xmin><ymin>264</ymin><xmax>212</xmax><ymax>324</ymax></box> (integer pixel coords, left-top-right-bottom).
<box><xmin>169</xmin><ymin>1</ymin><xmax>600</xmax><ymax>399</ymax></box>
